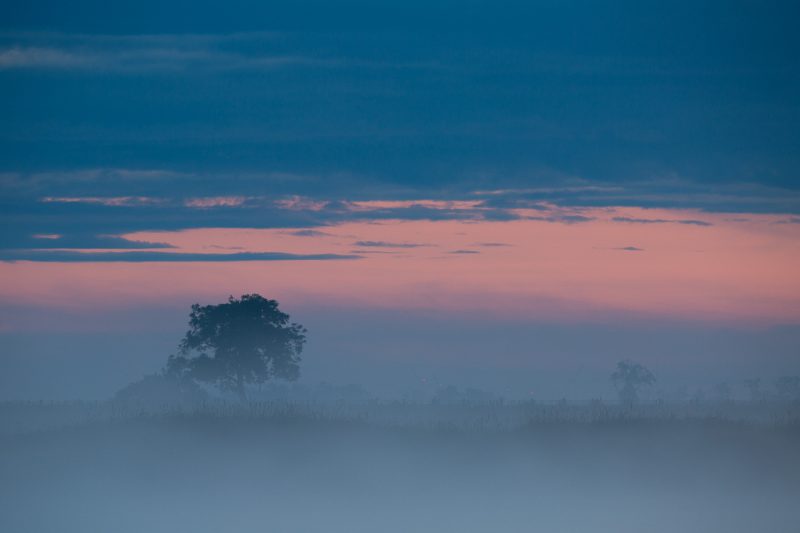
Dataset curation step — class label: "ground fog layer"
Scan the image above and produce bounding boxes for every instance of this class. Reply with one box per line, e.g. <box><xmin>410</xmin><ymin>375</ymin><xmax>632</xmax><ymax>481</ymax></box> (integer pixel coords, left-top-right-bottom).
<box><xmin>1</xmin><ymin>405</ymin><xmax>799</xmax><ymax>533</ymax></box>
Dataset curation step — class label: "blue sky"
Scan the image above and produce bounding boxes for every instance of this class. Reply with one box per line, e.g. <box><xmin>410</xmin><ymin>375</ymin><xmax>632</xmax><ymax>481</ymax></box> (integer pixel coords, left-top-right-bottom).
<box><xmin>3</xmin><ymin>3</ymin><xmax>799</xmax><ymax>187</ymax></box>
<box><xmin>2</xmin><ymin>2</ymin><xmax>800</xmax><ymax>252</ymax></box>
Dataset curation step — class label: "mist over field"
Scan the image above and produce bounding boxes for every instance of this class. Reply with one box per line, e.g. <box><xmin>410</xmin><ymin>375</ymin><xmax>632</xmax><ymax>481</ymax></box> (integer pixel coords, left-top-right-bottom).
<box><xmin>2</xmin><ymin>305</ymin><xmax>799</xmax><ymax>533</ymax></box>
<box><xmin>2</xmin><ymin>400</ymin><xmax>799</xmax><ymax>533</ymax></box>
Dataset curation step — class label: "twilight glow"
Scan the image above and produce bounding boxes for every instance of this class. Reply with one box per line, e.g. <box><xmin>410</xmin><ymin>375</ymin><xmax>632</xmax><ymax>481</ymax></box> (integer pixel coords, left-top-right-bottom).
<box><xmin>2</xmin><ymin>205</ymin><xmax>799</xmax><ymax>326</ymax></box>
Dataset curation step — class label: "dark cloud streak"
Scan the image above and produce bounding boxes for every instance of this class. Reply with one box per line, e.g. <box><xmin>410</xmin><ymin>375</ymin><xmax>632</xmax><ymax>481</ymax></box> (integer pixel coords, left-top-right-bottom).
<box><xmin>353</xmin><ymin>241</ymin><xmax>430</xmax><ymax>248</ymax></box>
<box><xmin>612</xmin><ymin>216</ymin><xmax>713</xmax><ymax>227</ymax></box>
<box><xmin>0</xmin><ymin>250</ymin><xmax>360</xmax><ymax>262</ymax></box>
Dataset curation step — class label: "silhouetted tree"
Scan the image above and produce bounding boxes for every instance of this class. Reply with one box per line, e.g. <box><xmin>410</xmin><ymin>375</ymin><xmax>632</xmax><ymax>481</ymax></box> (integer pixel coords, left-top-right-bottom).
<box><xmin>610</xmin><ymin>360</ymin><xmax>656</xmax><ymax>407</ymax></box>
<box><xmin>169</xmin><ymin>294</ymin><xmax>306</xmax><ymax>400</ymax></box>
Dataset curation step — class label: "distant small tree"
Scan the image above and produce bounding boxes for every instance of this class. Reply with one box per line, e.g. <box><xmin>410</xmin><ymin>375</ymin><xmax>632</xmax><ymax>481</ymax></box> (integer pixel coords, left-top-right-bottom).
<box><xmin>690</xmin><ymin>387</ymin><xmax>707</xmax><ymax>406</ymax></box>
<box><xmin>774</xmin><ymin>376</ymin><xmax>800</xmax><ymax>403</ymax></box>
<box><xmin>610</xmin><ymin>360</ymin><xmax>656</xmax><ymax>408</ymax></box>
<box><xmin>743</xmin><ymin>378</ymin><xmax>765</xmax><ymax>403</ymax></box>
<box><xmin>713</xmin><ymin>382</ymin><xmax>732</xmax><ymax>403</ymax></box>
<box><xmin>169</xmin><ymin>294</ymin><xmax>307</xmax><ymax>400</ymax></box>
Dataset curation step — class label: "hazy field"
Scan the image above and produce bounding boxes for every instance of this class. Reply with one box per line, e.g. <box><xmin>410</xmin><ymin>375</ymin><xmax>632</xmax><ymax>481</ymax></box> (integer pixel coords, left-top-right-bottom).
<box><xmin>1</xmin><ymin>402</ymin><xmax>799</xmax><ymax>533</ymax></box>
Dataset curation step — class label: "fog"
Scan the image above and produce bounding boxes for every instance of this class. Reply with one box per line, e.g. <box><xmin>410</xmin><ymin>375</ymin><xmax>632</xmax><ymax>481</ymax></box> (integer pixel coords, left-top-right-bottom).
<box><xmin>2</xmin><ymin>402</ymin><xmax>799</xmax><ymax>533</ymax></box>
<box><xmin>2</xmin><ymin>306</ymin><xmax>799</xmax><ymax>401</ymax></box>
<box><xmin>2</xmin><ymin>305</ymin><xmax>799</xmax><ymax>532</ymax></box>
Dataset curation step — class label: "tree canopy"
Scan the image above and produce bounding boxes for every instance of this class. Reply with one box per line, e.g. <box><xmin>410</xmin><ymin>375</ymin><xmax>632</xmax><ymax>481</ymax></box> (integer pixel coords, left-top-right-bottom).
<box><xmin>168</xmin><ymin>294</ymin><xmax>306</xmax><ymax>399</ymax></box>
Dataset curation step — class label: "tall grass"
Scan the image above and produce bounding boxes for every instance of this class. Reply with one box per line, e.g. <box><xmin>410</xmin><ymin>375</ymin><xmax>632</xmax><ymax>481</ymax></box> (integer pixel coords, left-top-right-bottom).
<box><xmin>2</xmin><ymin>398</ymin><xmax>798</xmax><ymax>436</ymax></box>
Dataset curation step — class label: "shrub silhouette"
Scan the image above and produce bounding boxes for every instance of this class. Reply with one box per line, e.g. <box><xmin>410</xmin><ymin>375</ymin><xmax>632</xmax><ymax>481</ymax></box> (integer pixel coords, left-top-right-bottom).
<box><xmin>113</xmin><ymin>373</ymin><xmax>208</xmax><ymax>410</ymax></box>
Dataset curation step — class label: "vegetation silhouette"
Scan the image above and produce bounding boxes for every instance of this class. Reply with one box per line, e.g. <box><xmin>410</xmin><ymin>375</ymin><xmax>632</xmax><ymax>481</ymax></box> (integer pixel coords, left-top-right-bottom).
<box><xmin>113</xmin><ymin>372</ymin><xmax>208</xmax><ymax>411</ymax></box>
<box><xmin>167</xmin><ymin>294</ymin><xmax>307</xmax><ymax>401</ymax></box>
<box><xmin>610</xmin><ymin>360</ymin><xmax>656</xmax><ymax>408</ymax></box>
<box><xmin>743</xmin><ymin>377</ymin><xmax>766</xmax><ymax>403</ymax></box>
<box><xmin>775</xmin><ymin>376</ymin><xmax>800</xmax><ymax>403</ymax></box>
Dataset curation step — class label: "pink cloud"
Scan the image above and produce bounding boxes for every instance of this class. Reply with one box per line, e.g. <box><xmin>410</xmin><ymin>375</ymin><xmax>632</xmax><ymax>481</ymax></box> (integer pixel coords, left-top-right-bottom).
<box><xmin>184</xmin><ymin>196</ymin><xmax>251</xmax><ymax>208</ymax></box>
<box><xmin>274</xmin><ymin>196</ymin><xmax>329</xmax><ymax>211</ymax></box>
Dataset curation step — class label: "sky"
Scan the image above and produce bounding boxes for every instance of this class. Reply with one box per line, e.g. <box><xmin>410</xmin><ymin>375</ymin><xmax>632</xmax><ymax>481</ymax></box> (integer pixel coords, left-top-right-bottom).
<box><xmin>1</xmin><ymin>1</ymin><xmax>799</xmax><ymax>400</ymax></box>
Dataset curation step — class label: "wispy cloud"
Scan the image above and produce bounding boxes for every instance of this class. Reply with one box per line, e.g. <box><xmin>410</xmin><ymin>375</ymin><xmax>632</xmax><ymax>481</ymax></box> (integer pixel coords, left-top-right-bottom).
<box><xmin>0</xmin><ymin>45</ymin><xmax>334</xmax><ymax>73</ymax></box>
<box><xmin>471</xmin><ymin>179</ymin><xmax>800</xmax><ymax>215</ymax></box>
<box><xmin>0</xmin><ymin>33</ymin><xmax>443</xmax><ymax>73</ymax></box>
<box><xmin>0</xmin><ymin>46</ymin><xmax>94</xmax><ymax>69</ymax></box>
<box><xmin>347</xmin><ymin>200</ymin><xmax>483</xmax><ymax>211</ymax></box>
<box><xmin>472</xmin><ymin>185</ymin><xmax>623</xmax><ymax>196</ymax></box>
<box><xmin>184</xmin><ymin>196</ymin><xmax>252</xmax><ymax>208</ymax></box>
<box><xmin>274</xmin><ymin>196</ymin><xmax>329</xmax><ymax>211</ymax></box>
<box><xmin>41</xmin><ymin>196</ymin><xmax>163</xmax><ymax>207</ymax></box>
